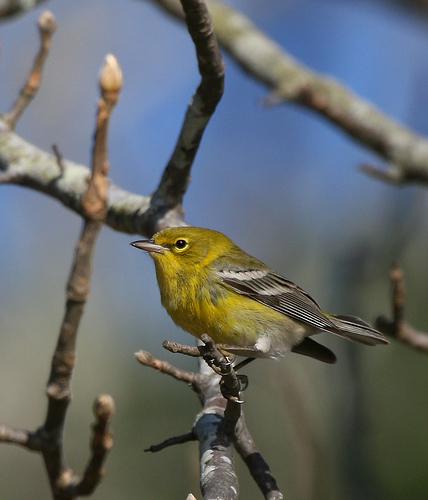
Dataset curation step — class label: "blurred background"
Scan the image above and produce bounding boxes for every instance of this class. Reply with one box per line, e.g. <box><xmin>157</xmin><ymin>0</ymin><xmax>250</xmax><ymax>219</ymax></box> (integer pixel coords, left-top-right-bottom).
<box><xmin>1</xmin><ymin>0</ymin><xmax>428</xmax><ymax>498</ymax></box>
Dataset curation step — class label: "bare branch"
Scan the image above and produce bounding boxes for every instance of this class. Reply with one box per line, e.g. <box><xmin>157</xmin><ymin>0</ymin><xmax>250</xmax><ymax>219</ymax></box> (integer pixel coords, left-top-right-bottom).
<box><xmin>0</xmin><ymin>0</ymin><xmax>47</xmax><ymax>19</ymax></box>
<box><xmin>4</xmin><ymin>0</ymin><xmax>428</xmax><ymax>242</ymax></box>
<box><xmin>192</xmin><ymin>369</ymin><xmax>239</xmax><ymax>500</ymax></box>
<box><xmin>376</xmin><ymin>263</ymin><xmax>428</xmax><ymax>353</ymax></box>
<box><xmin>61</xmin><ymin>395</ymin><xmax>115</xmax><ymax>497</ymax></box>
<box><xmin>162</xmin><ymin>339</ymin><xmax>203</xmax><ymax>357</ymax></box>
<box><xmin>147</xmin><ymin>0</ymin><xmax>428</xmax><ymax>186</ymax></box>
<box><xmin>0</xmin><ymin>1</ymin><xmax>223</xmax><ymax>240</ymax></box>
<box><xmin>138</xmin><ymin>334</ymin><xmax>283</xmax><ymax>499</ymax></box>
<box><xmin>162</xmin><ymin>335</ymin><xmax>244</xmax><ymax>404</ymax></box>
<box><xmin>51</xmin><ymin>144</ymin><xmax>65</xmax><ymax>173</ymax></box>
<box><xmin>0</xmin><ymin>424</ymin><xmax>41</xmax><ymax>450</ymax></box>
<box><xmin>145</xmin><ymin>432</ymin><xmax>195</xmax><ymax>453</ymax></box>
<box><xmin>144</xmin><ymin>0</ymin><xmax>225</xmax><ymax>235</ymax></box>
<box><xmin>2</xmin><ymin>11</ymin><xmax>56</xmax><ymax>129</ymax></box>
<box><xmin>82</xmin><ymin>54</ymin><xmax>122</xmax><ymax>220</ymax></box>
<box><xmin>2</xmin><ymin>0</ymin><xmax>428</xmax><ymax>240</ymax></box>
<box><xmin>234</xmin><ymin>415</ymin><xmax>284</xmax><ymax>500</ymax></box>
<box><xmin>136</xmin><ymin>343</ymin><xmax>240</xmax><ymax>498</ymax></box>
<box><xmin>0</xmin><ymin>55</ymin><xmax>121</xmax><ymax>498</ymax></box>
<box><xmin>40</xmin><ymin>55</ymin><xmax>122</xmax><ymax>497</ymax></box>
<box><xmin>0</xmin><ymin>129</ymin><xmax>151</xmax><ymax>233</ymax></box>
<box><xmin>135</xmin><ymin>349</ymin><xmax>199</xmax><ymax>386</ymax></box>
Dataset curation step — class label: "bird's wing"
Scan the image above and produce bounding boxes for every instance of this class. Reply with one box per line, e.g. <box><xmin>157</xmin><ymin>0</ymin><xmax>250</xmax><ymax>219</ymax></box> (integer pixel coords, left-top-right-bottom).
<box><xmin>216</xmin><ymin>267</ymin><xmax>339</xmax><ymax>334</ymax></box>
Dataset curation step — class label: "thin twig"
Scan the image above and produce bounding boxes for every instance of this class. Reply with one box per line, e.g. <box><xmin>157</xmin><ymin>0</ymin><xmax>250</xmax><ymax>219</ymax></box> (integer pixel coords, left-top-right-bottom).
<box><xmin>52</xmin><ymin>144</ymin><xmax>65</xmax><ymax>173</ymax></box>
<box><xmin>234</xmin><ymin>414</ymin><xmax>284</xmax><ymax>500</ymax></box>
<box><xmin>162</xmin><ymin>340</ymin><xmax>203</xmax><ymax>357</ymax></box>
<box><xmin>3</xmin><ymin>11</ymin><xmax>56</xmax><ymax>129</ymax></box>
<box><xmin>142</xmin><ymin>0</ymin><xmax>225</xmax><ymax>235</ymax></box>
<box><xmin>135</xmin><ymin>349</ymin><xmax>199</xmax><ymax>385</ymax></box>
<box><xmin>145</xmin><ymin>431</ymin><xmax>195</xmax><ymax>452</ymax></box>
<box><xmin>61</xmin><ymin>395</ymin><xmax>115</xmax><ymax>496</ymax></box>
<box><xmin>0</xmin><ymin>424</ymin><xmax>41</xmax><ymax>450</ymax></box>
<box><xmin>376</xmin><ymin>263</ymin><xmax>428</xmax><ymax>353</ymax></box>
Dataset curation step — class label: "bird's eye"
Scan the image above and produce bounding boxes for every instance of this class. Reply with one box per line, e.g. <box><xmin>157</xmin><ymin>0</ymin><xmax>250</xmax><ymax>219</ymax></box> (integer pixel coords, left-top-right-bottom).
<box><xmin>174</xmin><ymin>239</ymin><xmax>188</xmax><ymax>250</ymax></box>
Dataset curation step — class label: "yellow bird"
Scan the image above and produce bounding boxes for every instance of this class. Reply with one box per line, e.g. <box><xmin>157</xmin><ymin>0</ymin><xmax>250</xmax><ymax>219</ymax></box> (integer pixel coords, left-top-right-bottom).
<box><xmin>131</xmin><ymin>226</ymin><xmax>388</xmax><ymax>364</ymax></box>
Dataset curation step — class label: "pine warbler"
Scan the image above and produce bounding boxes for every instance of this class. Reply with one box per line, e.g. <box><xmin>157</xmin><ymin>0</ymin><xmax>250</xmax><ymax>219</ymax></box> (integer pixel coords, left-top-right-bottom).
<box><xmin>131</xmin><ymin>226</ymin><xmax>388</xmax><ymax>363</ymax></box>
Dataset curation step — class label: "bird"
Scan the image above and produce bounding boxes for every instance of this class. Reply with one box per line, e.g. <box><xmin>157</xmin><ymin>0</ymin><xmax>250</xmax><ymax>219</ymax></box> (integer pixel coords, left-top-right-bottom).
<box><xmin>131</xmin><ymin>226</ymin><xmax>388</xmax><ymax>364</ymax></box>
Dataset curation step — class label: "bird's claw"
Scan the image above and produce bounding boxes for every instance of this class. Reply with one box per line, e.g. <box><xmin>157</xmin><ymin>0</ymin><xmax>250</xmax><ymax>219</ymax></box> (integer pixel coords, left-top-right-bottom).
<box><xmin>237</xmin><ymin>374</ymin><xmax>249</xmax><ymax>392</ymax></box>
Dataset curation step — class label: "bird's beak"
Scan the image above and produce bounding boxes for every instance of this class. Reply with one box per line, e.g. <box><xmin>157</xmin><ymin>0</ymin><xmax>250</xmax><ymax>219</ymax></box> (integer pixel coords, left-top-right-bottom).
<box><xmin>130</xmin><ymin>240</ymin><xmax>166</xmax><ymax>254</ymax></box>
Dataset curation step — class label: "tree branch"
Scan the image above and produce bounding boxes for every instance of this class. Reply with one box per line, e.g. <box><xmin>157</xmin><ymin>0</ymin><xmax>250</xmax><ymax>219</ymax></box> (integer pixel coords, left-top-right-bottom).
<box><xmin>138</xmin><ymin>335</ymin><xmax>283</xmax><ymax>499</ymax></box>
<box><xmin>0</xmin><ymin>0</ymin><xmax>47</xmax><ymax>19</ymax></box>
<box><xmin>60</xmin><ymin>395</ymin><xmax>115</xmax><ymax>497</ymax></box>
<box><xmin>135</xmin><ymin>349</ymin><xmax>199</xmax><ymax>386</ymax></box>
<box><xmin>2</xmin><ymin>0</ymin><xmax>428</xmax><ymax>240</ymax></box>
<box><xmin>0</xmin><ymin>54</ymin><xmax>120</xmax><ymax>499</ymax></box>
<box><xmin>42</xmin><ymin>54</ymin><xmax>121</xmax><ymax>499</ymax></box>
<box><xmin>234</xmin><ymin>416</ymin><xmax>284</xmax><ymax>500</ymax></box>
<box><xmin>146</xmin><ymin>0</ymin><xmax>428</xmax><ymax>186</ymax></box>
<box><xmin>2</xmin><ymin>11</ymin><xmax>56</xmax><ymax>129</ymax></box>
<box><xmin>0</xmin><ymin>130</ymin><xmax>151</xmax><ymax>234</ymax></box>
<box><xmin>0</xmin><ymin>0</ymin><xmax>225</xmax><ymax>238</ymax></box>
<box><xmin>143</xmin><ymin>0</ymin><xmax>225</xmax><ymax>235</ymax></box>
<box><xmin>376</xmin><ymin>263</ymin><xmax>428</xmax><ymax>353</ymax></box>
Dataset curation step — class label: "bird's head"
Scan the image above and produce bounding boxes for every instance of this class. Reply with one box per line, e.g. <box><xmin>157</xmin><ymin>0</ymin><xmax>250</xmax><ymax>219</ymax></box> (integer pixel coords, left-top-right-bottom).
<box><xmin>131</xmin><ymin>226</ymin><xmax>234</xmax><ymax>271</ymax></box>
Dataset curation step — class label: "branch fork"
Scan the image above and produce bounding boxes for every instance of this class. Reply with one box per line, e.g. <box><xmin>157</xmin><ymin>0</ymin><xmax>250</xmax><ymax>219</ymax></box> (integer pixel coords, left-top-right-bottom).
<box><xmin>136</xmin><ymin>333</ymin><xmax>283</xmax><ymax>499</ymax></box>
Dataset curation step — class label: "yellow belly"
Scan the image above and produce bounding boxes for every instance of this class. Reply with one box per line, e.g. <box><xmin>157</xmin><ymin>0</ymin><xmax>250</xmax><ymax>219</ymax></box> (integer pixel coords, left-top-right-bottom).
<box><xmin>162</xmin><ymin>282</ymin><xmax>308</xmax><ymax>357</ymax></box>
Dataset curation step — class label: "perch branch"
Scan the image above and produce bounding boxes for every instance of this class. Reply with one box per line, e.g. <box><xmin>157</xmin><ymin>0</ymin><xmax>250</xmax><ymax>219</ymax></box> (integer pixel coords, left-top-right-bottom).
<box><xmin>162</xmin><ymin>339</ymin><xmax>203</xmax><ymax>357</ymax></box>
<box><xmin>376</xmin><ymin>263</ymin><xmax>428</xmax><ymax>353</ymax></box>
<box><xmin>135</xmin><ymin>349</ymin><xmax>199</xmax><ymax>386</ymax></box>
<box><xmin>138</xmin><ymin>344</ymin><xmax>240</xmax><ymax>499</ymax></box>
<box><xmin>138</xmin><ymin>335</ymin><xmax>283</xmax><ymax>498</ymax></box>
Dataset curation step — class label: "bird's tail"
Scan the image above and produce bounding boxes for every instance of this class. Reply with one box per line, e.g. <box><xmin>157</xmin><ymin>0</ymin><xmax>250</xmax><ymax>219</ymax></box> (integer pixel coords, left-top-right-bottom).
<box><xmin>326</xmin><ymin>314</ymin><xmax>389</xmax><ymax>346</ymax></box>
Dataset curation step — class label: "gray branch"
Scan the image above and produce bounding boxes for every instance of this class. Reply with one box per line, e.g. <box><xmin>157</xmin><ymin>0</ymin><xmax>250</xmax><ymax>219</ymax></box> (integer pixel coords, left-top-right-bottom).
<box><xmin>147</xmin><ymin>0</ymin><xmax>428</xmax><ymax>186</ymax></box>
<box><xmin>0</xmin><ymin>0</ymin><xmax>47</xmax><ymax>19</ymax></box>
